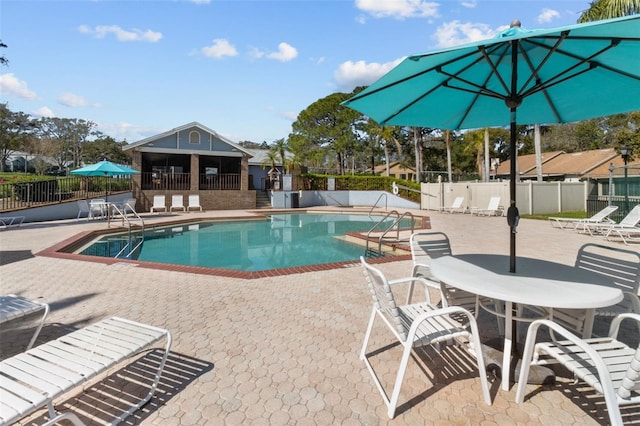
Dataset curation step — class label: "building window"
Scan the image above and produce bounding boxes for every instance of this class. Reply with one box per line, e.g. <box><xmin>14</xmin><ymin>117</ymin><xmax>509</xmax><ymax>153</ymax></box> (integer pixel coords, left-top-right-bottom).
<box><xmin>189</xmin><ymin>131</ymin><xmax>200</xmax><ymax>145</ymax></box>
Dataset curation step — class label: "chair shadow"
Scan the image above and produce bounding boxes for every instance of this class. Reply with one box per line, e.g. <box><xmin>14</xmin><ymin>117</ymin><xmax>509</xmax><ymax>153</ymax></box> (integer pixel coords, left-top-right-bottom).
<box><xmin>0</xmin><ymin>250</ymin><xmax>34</xmax><ymax>265</ymax></box>
<box><xmin>24</xmin><ymin>350</ymin><xmax>214</xmax><ymax>425</ymax></box>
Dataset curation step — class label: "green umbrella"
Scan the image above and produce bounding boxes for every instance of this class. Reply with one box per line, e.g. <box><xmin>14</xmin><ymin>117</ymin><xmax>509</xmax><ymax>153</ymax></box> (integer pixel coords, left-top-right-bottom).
<box><xmin>70</xmin><ymin>160</ymin><xmax>139</xmax><ymax>176</ymax></box>
<box><xmin>71</xmin><ymin>160</ymin><xmax>139</xmax><ymax>200</ymax></box>
<box><xmin>343</xmin><ymin>14</ymin><xmax>640</xmax><ymax>272</ymax></box>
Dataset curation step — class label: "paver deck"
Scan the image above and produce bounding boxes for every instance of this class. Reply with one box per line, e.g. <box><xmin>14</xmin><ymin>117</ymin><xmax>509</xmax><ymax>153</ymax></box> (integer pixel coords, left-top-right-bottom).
<box><xmin>0</xmin><ymin>208</ymin><xmax>638</xmax><ymax>425</ymax></box>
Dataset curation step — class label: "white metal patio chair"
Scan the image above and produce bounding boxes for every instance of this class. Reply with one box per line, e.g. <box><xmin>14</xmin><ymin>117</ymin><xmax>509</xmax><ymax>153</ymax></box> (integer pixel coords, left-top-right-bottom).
<box><xmin>549</xmin><ymin>243</ymin><xmax>640</xmax><ymax>338</ymax></box>
<box><xmin>471</xmin><ymin>196</ymin><xmax>503</xmax><ymax>216</ymax></box>
<box><xmin>409</xmin><ymin>232</ymin><xmax>479</xmax><ymax>316</ymax></box>
<box><xmin>170</xmin><ymin>194</ymin><xmax>186</xmax><ymax>212</ymax></box>
<box><xmin>122</xmin><ymin>198</ymin><xmax>137</xmax><ymax>215</ymax></box>
<box><xmin>442</xmin><ymin>196</ymin><xmax>466</xmax><ymax>213</ymax></box>
<box><xmin>150</xmin><ymin>195</ymin><xmax>167</xmax><ymax>213</ymax></box>
<box><xmin>515</xmin><ymin>313</ymin><xmax>640</xmax><ymax>426</ymax></box>
<box><xmin>187</xmin><ymin>194</ymin><xmax>203</xmax><ymax>212</ymax></box>
<box><xmin>548</xmin><ymin>205</ymin><xmax>618</xmax><ymax>233</ymax></box>
<box><xmin>360</xmin><ymin>256</ymin><xmax>491</xmax><ymax>418</ymax></box>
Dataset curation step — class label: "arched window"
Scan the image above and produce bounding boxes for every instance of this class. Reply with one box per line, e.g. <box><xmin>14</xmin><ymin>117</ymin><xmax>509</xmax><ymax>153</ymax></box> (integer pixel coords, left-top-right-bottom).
<box><xmin>189</xmin><ymin>131</ymin><xmax>200</xmax><ymax>145</ymax></box>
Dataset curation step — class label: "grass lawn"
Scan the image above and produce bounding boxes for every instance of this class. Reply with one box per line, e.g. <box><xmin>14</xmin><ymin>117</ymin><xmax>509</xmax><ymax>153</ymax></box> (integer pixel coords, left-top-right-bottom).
<box><xmin>521</xmin><ymin>211</ymin><xmax>587</xmax><ymax>221</ymax></box>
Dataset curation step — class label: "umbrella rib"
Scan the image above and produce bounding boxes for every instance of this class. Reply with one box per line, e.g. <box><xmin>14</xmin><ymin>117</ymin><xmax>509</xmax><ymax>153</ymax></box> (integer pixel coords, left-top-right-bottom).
<box><xmin>477</xmin><ymin>44</ymin><xmax>511</xmax><ymax>97</ymax></box>
<box><xmin>377</xmin><ymin>50</ymin><xmax>494</xmax><ymax>124</ymax></box>
<box><xmin>344</xmin><ymin>49</ymin><xmax>483</xmax><ymax>104</ymax></box>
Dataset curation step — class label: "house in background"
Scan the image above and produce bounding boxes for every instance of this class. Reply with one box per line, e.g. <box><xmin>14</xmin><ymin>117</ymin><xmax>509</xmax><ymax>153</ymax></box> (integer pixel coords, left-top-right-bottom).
<box><xmin>495</xmin><ymin>148</ymin><xmax>636</xmax><ymax>181</ymax></box>
<box><xmin>123</xmin><ymin>122</ymin><xmax>256</xmax><ymax>211</ymax></box>
<box><xmin>372</xmin><ymin>161</ymin><xmax>417</xmax><ymax>181</ymax></box>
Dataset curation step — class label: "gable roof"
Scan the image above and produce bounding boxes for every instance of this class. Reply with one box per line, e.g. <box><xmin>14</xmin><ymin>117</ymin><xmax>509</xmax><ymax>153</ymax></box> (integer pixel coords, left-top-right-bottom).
<box><xmin>372</xmin><ymin>161</ymin><xmax>416</xmax><ymax>173</ymax></box>
<box><xmin>247</xmin><ymin>149</ymin><xmax>293</xmax><ymax>166</ymax></box>
<box><xmin>497</xmin><ymin>148</ymin><xmax>621</xmax><ymax>179</ymax></box>
<box><xmin>123</xmin><ymin>122</ymin><xmax>254</xmax><ymax>157</ymax></box>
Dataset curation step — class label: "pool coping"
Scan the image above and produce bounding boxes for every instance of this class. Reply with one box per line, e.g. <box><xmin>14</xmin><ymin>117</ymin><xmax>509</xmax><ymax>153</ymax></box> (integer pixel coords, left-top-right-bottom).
<box><xmin>36</xmin><ymin>210</ymin><xmax>430</xmax><ymax>279</ymax></box>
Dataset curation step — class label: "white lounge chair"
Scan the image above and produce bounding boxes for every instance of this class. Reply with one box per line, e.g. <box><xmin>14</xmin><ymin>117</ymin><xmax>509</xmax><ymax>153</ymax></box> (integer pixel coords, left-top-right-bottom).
<box><xmin>584</xmin><ymin>204</ymin><xmax>640</xmax><ymax>236</ymax></box>
<box><xmin>548</xmin><ymin>205</ymin><xmax>618</xmax><ymax>233</ymax></box>
<box><xmin>516</xmin><ymin>314</ymin><xmax>640</xmax><ymax>426</ymax></box>
<box><xmin>0</xmin><ymin>294</ymin><xmax>49</xmax><ymax>350</ymax></box>
<box><xmin>187</xmin><ymin>194</ymin><xmax>203</xmax><ymax>212</ymax></box>
<box><xmin>471</xmin><ymin>196</ymin><xmax>503</xmax><ymax>216</ymax></box>
<box><xmin>0</xmin><ymin>317</ymin><xmax>171</xmax><ymax>426</ymax></box>
<box><xmin>600</xmin><ymin>204</ymin><xmax>640</xmax><ymax>244</ymax></box>
<box><xmin>150</xmin><ymin>195</ymin><xmax>167</xmax><ymax>213</ymax></box>
<box><xmin>550</xmin><ymin>243</ymin><xmax>640</xmax><ymax>338</ymax></box>
<box><xmin>360</xmin><ymin>256</ymin><xmax>491</xmax><ymax>418</ymax></box>
<box><xmin>443</xmin><ymin>196</ymin><xmax>466</xmax><ymax>213</ymax></box>
<box><xmin>170</xmin><ymin>195</ymin><xmax>186</xmax><ymax>212</ymax></box>
<box><xmin>0</xmin><ymin>216</ymin><xmax>25</xmax><ymax>228</ymax></box>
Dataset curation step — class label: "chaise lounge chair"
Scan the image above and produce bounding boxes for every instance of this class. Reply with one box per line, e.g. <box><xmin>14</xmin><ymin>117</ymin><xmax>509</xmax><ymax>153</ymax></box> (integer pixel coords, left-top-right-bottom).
<box><xmin>150</xmin><ymin>195</ymin><xmax>167</xmax><ymax>213</ymax></box>
<box><xmin>170</xmin><ymin>195</ymin><xmax>186</xmax><ymax>212</ymax></box>
<box><xmin>442</xmin><ymin>196</ymin><xmax>466</xmax><ymax>213</ymax></box>
<box><xmin>548</xmin><ymin>205</ymin><xmax>618</xmax><ymax>233</ymax></box>
<box><xmin>471</xmin><ymin>196</ymin><xmax>503</xmax><ymax>216</ymax></box>
<box><xmin>0</xmin><ymin>317</ymin><xmax>171</xmax><ymax>426</ymax></box>
<box><xmin>584</xmin><ymin>204</ymin><xmax>640</xmax><ymax>244</ymax></box>
<box><xmin>187</xmin><ymin>194</ymin><xmax>203</xmax><ymax>212</ymax></box>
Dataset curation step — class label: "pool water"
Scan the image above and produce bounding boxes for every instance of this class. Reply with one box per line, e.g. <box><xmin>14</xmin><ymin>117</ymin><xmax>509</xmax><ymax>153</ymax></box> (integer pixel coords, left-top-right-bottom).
<box><xmin>79</xmin><ymin>213</ymin><xmax>414</xmax><ymax>272</ymax></box>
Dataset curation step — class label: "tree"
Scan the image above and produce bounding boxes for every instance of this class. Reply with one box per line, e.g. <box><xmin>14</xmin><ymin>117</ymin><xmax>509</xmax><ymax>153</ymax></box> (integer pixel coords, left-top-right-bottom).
<box><xmin>292</xmin><ymin>88</ymin><xmax>363</xmax><ymax>175</ymax></box>
<box><xmin>82</xmin><ymin>135</ymin><xmax>129</xmax><ymax>164</ymax></box>
<box><xmin>578</xmin><ymin>0</ymin><xmax>640</xmax><ymax>22</ymax></box>
<box><xmin>0</xmin><ymin>104</ymin><xmax>35</xmax><ymax>172</ymax></box>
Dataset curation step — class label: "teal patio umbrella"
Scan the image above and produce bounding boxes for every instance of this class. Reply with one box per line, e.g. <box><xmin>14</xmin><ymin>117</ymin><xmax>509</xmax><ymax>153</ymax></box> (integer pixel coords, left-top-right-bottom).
<box><xmin>342</xmin><ymin>15</ymin><xmax>640</xmax><ymax>272</ymax></box>
<box><xmin>71</xmin><ymin>160</ymin><xmax>139</xmax><ymax>200</ymax></box>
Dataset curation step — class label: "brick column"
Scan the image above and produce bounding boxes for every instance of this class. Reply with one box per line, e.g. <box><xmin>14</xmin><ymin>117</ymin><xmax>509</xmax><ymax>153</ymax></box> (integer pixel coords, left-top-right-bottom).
<box><xmin>131</xmin><ymin>150</ymin><xmax>142</xmax><ymax>199</ymax></box>
<box><xmin>241</xmin><ymin>155</ymin><xmax>249</xmax><ymax>190</ymax></box>
<box><xmin>191</xmin><ymin>154</ymin><xmax>199</xmax><ymax>192</ymax></box>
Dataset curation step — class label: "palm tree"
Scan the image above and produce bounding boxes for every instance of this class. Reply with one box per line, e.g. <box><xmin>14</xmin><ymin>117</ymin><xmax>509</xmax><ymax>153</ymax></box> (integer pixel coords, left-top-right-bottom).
<box><xmin>578</xmin><ymin>0</ymin><xmax>640</xmax><ymax>22</ymax></box>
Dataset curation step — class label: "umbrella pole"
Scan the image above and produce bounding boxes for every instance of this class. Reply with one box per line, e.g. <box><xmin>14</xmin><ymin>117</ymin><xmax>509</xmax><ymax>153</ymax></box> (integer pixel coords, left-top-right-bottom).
<box><xmin>508</xmin><ymin>116</ymin><xmax>518</xmax><ymax>273</ymax></box>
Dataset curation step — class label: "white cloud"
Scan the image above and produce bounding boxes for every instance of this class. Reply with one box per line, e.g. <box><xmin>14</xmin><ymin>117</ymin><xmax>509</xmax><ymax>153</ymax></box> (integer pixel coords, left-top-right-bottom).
<box><xmin>282</xmin><ymin>111</ymin><xmax>298</xmax><ymax>121</ymax></box>
<box><xmin>78</xmin><ymin>25</ymin><xmax>162</xmax><ymax>42</ymax></box>
<box><xmin>460</xmin><ymin>0</ymin><xmax>477</xmax><ymax>8</ymax></box>
<box><xmin>0</xmin><ymin>73</ymin><xmax>37</xmax><ymax>100</ymax></box>
<box><xmin>266</xmin><ymin>42</ymin><xmax>298</xmax><ymax>62</ymax></box>
<box><xmin>433</xmin><ymin>21</ymin><xmax>498</xmax><ymax>48</ymax></box>
<box><xmin>98</xmin><ymin>122</ymin><xmax>161</xmax><ymax>143</ymax></box>
<box><xmin>57</xmin><ymin>92</ymin><xmax>101</xmax><ymax>108</ymax></box>
<box><xmin>538</xmin><ymin>8</ymin><xmax>560</xmax><ymax>24</ymax></box>
<box><xmin>355</xmin><ymin>0</ymin><xmax>439</xmax><ymax>19</ymax></box>
<box><xmin>334</xmin><ymin>58</ymin><xmax>404</xmax><ymax>90</ymax></box>
<box><xmin>202</xmin><ymin>39</ymin><xmax>238</xmax><ymax>58</ymax></box>
<box><xmin>190</xmin><ymin>0</ymin><xmax>210</xmax><ymax>4</ymax></box>
<box><xmin>33</xmin><ymin>106</ymin><xmax>54</xmax><ymax>118</ymax></box>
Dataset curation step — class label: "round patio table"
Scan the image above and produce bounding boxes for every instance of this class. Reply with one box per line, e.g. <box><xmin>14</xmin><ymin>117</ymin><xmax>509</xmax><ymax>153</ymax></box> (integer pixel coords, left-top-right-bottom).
<box><xmin>430</xmin><ymin>254</ymin><xmax>623</xmax><ymax>391</ymax></box>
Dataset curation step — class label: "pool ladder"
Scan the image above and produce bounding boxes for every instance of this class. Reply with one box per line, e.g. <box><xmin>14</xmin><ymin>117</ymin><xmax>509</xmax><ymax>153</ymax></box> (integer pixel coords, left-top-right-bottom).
<box><xmin>364</xmin><ymin>210</ymin><xmax>414</xmax><ymax>257</ymax></box>
<box><xmin>107</xmin><ymin>203</ymin><xmax>146</xmax><ymax>259</ymax></box>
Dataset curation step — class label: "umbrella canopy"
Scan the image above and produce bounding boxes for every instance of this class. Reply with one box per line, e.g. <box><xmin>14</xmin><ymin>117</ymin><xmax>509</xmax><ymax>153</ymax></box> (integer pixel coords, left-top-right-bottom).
<box><xmin>70</xmin><ymin>160</ymin><xmax>139</xmax><ymax>176</ymax></box>
<box><xmin>343</xmin><ymin>14</ymin><xmax>640</xmax><ymax>272</ymax></box>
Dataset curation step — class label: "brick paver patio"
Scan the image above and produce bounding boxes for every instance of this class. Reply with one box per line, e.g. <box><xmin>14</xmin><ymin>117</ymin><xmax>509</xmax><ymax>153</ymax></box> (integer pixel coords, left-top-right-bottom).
<box><xmin>1</xmin><ymin>208</ymin><xmax>638</xmax><ymax>425</ymax></box>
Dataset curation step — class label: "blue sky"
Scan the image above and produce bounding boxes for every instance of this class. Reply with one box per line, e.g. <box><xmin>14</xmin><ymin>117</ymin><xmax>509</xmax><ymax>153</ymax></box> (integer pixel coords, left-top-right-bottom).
<box><xmin>1</xmin><ymin>0</ymin><xmax>590</xmax><ymax>145</ymax></box>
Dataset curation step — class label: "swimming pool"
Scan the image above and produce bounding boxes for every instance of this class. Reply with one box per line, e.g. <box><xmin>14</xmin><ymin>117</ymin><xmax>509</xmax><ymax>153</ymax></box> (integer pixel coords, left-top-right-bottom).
<box><xmin>77</xmin><ymin>213</ymin><xmax>416</xmax><ymax>272</ymax></box>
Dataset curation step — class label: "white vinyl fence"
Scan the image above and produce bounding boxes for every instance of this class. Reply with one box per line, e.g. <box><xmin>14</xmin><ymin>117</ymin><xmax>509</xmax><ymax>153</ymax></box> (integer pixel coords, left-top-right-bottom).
<box><xmin>421</xmin><ymin>181</ymin><xmax>587</xmax><ymax>215</ymax></box>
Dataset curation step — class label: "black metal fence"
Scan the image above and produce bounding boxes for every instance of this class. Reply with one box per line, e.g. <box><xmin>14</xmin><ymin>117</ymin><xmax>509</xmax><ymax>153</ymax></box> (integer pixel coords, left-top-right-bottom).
<box><xmin>587</xmin><ymin>195</ymin><xmax>640</xmax><ymax>222</ymax></box>
<box><xmin>0</xmin><ymin>176</ymin><xmax>133</xmax><ymax>212</ymax></box>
